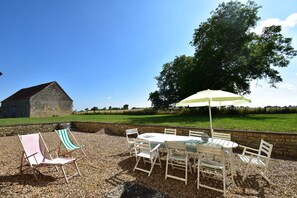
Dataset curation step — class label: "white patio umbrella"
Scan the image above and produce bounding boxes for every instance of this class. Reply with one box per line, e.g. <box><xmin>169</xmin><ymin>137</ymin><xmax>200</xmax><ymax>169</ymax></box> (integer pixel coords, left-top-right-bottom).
<box><xmin>176</xmin><ymin>89</ymin><xmax>251</xmax><ymax>132</ymax></box>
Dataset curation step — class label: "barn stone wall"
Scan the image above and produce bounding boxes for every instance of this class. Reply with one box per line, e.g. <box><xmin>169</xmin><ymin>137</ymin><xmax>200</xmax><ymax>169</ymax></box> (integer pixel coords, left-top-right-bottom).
<box><xmin>0</xmin><ymin>100</ymin><xmax>30</xmax><ymax>118</ymax></box>
<box><xmin>30</xmin><ymin>83</ymin><xmax>72</xmax><ymax>117</ymax></box>
<box><xmin>0</xmin><ymin>82</ymin><xmax>72</xmax><ymax>118</ymax></box>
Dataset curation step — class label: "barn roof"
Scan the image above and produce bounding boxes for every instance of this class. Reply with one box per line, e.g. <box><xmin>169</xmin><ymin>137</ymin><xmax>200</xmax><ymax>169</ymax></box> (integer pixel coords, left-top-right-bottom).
<box><xmin>2</xmin><ymin>81</ymin><xmax>72</xmax><ymax>102</ymax></box>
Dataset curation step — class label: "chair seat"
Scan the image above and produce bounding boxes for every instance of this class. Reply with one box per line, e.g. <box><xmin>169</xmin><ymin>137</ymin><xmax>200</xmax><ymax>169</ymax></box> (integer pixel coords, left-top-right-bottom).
<box><xmin>239</xmin><ymin>155</ymin><xmax>265</xmax><ymax>167</ymax></box>
<box><xmin>137</xmin><ymin>150</ymin><xmax>158</xmax><ymax>159</ymax></box>
<box><xmin>38</xmin><ymin>157</ymin><xmax>77</xmax><ymax>165</ymax></box>
<box><xmin>128</xmin><ymin>140</ymin><xmax>134</xmax><ymax>144</ymax></box>
<box><xmin>201</xmin><ymin>159</ymin><xmax>224</xmax><ymax>169</ymax></box>
<box><xmin>169</xmin><ymin>154</ymin><xmax>188</xmax><ymax>161</ymax></box>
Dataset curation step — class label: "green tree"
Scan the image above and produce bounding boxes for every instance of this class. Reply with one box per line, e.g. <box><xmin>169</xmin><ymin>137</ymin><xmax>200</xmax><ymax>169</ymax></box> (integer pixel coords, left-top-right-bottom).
<box><xmin>191</xmin><ymin>0</ymin><xmax>296</xmax><ymax>94</ymax></box>
<box><xmin>91</xmin><ymin>106</ymin><xmax>99</xmax><ymax>111</ymax></box>
<box><xmin>123</xmin><ymin>104</ymin><xmax>129</xmax><ymax>109</ymax></box>
<box><xmin>149</xmin><ymin>0</ymin><xmax>297</xmax><ymax>108</ymax></box>
<box><xmin>149</xmin><ymin>55</ymin><xmax>194</xmax><ymax>108</ymax></box>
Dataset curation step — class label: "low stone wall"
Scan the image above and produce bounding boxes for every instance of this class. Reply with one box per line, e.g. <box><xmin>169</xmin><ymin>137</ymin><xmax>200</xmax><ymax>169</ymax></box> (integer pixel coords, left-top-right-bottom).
<box><xmin>0</xmin><ymin>121</ymin><xmax>296</xmax><ymax>158</ymax></box>
<box><xmin>0</xmin><ymin>123</ymin><xmax>60</xmax><ymax>136</ymax></box>
<box><xmin>72</xmin><ymin>122</ymin><xmax>297</xmax><ymax>158</ymax></box>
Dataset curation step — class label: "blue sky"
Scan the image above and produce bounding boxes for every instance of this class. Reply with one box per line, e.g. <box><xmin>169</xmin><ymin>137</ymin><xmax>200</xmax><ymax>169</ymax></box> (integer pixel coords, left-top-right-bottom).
<box><xmin>0</xmin><ymin>0</ymin><xmax>296</xmax><ymax>111</ymax></box>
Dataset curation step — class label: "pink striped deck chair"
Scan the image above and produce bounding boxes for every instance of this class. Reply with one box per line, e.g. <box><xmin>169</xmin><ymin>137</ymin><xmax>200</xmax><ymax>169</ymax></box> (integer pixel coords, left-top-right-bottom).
<box><xmin>18</xmin><ymin>133</ymin><xmax>81</xmax><ymax>183</ymax></box>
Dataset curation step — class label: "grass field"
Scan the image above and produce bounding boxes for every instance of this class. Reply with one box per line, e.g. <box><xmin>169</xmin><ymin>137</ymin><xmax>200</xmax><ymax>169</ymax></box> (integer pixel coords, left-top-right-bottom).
<box><xmin>0</xmin><ymin>113</ymin><xmax>296</xmax><ymax>132</ymax></box>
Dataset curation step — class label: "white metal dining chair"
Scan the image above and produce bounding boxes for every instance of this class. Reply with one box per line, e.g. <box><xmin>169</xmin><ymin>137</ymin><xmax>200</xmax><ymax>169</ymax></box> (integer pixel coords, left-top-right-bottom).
<box><xmin>238</xmin><ymin>139</ymin><xmax>273</xmax><ymax>184</ymax></box>
<box><xmin>161</xmin><ymin>129</ymin><xmax>177</xmax><ymax>159</ymax></box>
<box><xmin>164</xmin><ymin>128</ymin><xmax>177</xmax><ymax>135</ymax></box>
<box><xmin>133</xmin><ymin>139</ymin><xmax>162</xmax><ymax>176</ymax></box>
<box><xmin>188</xmin><ymin>130</ymin><xmax>209</xmax><ymax>170</ymax></box>
<box><xmin>211</xmin><ymin>132</ymin><xmax>235</xmax><ymax>178</ymax></box>
<box><xmin>165</xmin><ymin>141</ymin><xmax>192</xmax><ymax>185</ymax></box>
<box><xmin>196</xmin><ymin>144</ymin><xmax>233</xmax><ymax>196</ymax></box>
<box><xmin>125</xmin><ymin>128</ymin><xmax>139</xmax><ymax>156</ymax></box>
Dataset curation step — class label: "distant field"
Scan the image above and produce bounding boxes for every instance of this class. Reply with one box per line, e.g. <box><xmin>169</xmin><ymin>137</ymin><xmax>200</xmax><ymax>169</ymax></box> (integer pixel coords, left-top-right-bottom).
<box><xmin>0</xmin><ymin>113</ymin><xmax>297</xmax><ymax>132</ymax></box>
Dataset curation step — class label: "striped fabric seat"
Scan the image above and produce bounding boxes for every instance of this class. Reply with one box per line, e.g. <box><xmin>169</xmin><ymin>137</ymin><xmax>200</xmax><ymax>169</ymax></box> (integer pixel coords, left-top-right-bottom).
<box><xmin>55</xmin><ymin>128</ymin><xmax>87</xmax><ymax>158</ymax></box>
<box><xmin>57</xmin><ymin>129</ymin><xmax>81</xmax><ymax>151</ymax></box>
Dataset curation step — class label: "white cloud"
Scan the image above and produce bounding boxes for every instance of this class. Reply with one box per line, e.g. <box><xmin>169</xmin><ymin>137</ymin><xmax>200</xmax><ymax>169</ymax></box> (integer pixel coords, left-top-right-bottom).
<box><xmin>285</xmin><ymin>13</ymin><xmax>297</xmax><ymax>28</ymax></box>
<box><xmin>278</xmin><ymin>82</ymin><xmax>297</xmax><ymax>91</ymax></box>
<box><xmin>246</xmin><ymin>80</ymin><xmax>297</xmax><ymax>107</ymax></box>
<box><xmin>252</xmin><ymin>13</ymin><xmax>297</xmax><ymax>34</ymax></box>
<box><xmin>107</xmin><ymin>96</ymin><xmax>111</xmax><ymax>100</ymax></box>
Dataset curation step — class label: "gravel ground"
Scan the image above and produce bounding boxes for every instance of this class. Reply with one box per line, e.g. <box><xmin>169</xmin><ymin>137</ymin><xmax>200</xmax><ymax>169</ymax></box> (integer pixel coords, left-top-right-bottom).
<box><xmin>0</xmin><ymin>130</ymin><xmax>297</xmax><ymax>198</ymax></box>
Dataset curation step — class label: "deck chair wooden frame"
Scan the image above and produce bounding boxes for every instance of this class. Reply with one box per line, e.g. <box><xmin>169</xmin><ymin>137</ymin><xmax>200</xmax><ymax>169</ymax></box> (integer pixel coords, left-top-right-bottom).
<box><xmin>18</xmin><ymin>132</ymin><xmax>81</xmax><ymax>183</ymax></box>
<box><xmin>55</xmin><ymin>128</ymin><xmax>86</xmax><ymax>158</ymax></box>
<box><xmin>238</xmin><ymin>139</ymin><xmax>273</xmax><ymax>185</ymax></box>
<box><xmin>133</xmin><ymin>138</ymin><xmax>162</xmax><ymax>176</ymax></box>
<box><xmin>196</xmin><ymin>145</ymin><xmax>233</xmax><ymax>196</ymax></box>
<box><xmin>165</xmin><ymin>141</ymin><xmax>192</xmax><ymax>185</ymax></box>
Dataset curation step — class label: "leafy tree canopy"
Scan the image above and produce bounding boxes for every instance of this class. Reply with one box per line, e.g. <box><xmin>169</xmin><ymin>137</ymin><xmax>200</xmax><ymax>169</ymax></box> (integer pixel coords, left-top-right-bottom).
<box><xmin>149</xmin><ymin>0</ymin><xmax>297</xmax><ymax>109</ymax></box>
<box><xmin>123</xmin><ymin>104</ymin><xmax>129</xmax><ymax>109</ymax></box>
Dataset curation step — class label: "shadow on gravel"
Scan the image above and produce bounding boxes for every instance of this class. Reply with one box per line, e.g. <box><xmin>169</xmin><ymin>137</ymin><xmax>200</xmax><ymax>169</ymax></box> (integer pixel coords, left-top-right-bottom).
<box><xmin>104</xmin><ymin>181</ymin><xmax>170</xmax><ymax>198</ymax></box>
<box><xmin>0</xmin><ymin>173</ymin><xmax>56</xmax><ymax>187</ymax></box>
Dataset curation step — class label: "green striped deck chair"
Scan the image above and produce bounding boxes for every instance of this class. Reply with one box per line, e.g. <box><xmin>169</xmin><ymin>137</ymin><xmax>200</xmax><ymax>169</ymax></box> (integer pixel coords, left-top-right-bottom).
<box><xmin>55</xmin><ymin>128</ymin><xmax>87</xmax><ymax>158</ymax></box>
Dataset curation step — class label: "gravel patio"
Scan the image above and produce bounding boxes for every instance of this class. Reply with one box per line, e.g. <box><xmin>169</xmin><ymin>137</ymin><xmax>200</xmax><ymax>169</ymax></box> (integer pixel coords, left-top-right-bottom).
<box><xmin>0</xmin><ymin>130</ymin><xmax>296</xmax><ymax>197</ymax></box>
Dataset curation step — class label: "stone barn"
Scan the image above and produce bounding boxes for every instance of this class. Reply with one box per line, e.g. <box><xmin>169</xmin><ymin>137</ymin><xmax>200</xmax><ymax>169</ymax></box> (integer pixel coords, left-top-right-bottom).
<box><xmin>0</xmin><ymin>81</ymin><xmax>73</xmax><ymax>118</ymax></box>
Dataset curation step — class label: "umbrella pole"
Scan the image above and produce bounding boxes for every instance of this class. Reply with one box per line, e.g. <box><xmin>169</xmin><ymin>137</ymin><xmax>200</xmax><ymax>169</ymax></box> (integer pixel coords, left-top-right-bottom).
<box><xmin>208</xmin><ymin>101</ymin><xmax>213</xmax><ymax>135</ymax></box>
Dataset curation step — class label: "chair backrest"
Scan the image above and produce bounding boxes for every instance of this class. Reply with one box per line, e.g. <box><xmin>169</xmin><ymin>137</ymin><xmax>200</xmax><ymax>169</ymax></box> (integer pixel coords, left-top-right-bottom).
<box><xmin>164</xmin><ymin>128</ymin><xmax>176</xmax><ymax>135</ymax></box>
<box><xmin>165</xmin><ymin>141</ymin><xmax>187</xmax><ymax>157</ymax></box>
<box><xmin>126</xmin><ymin>128</ymin><xmax>139</xmax><ymax>142</ymax></box>
<box><xmin>196</xmin><ymin>144</ymin><xmax>225</xmax><ymax>161</ymax></box>
<box><xmin>56</xmin><ymin>129</ymin><xmax>80</xmax><ymax>151</ymax></box>
<box><xmin>133</xmin><ymin>138</ymin><xmax>151</xmax><ymax>152</ymax></box>
<box><xmin>189</xmin><ymin>130</ymin><xmax>208</xmax><ymax>137</ymax></box>
<box><xmin>18</xmin><ymin>133</ymin><xmax>49</xmax><ymax>165</ymax></box>
<box><xmin>212</xmin><ymin>132</ymin><xmax>231</xmax><ymax>141</ymax></box>
<box><xmin>126</xmin><ymin>128</ymin><xmax>139</xmax><ymax>137</ymax></box>
<box><xmin>258</xmin><ymin>140</ymin><xmax>273</xmax><ymax>159</ymax></box>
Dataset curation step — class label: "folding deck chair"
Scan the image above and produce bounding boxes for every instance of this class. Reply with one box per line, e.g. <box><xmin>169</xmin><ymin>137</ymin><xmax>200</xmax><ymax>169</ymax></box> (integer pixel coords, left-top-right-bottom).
<box><xmin>55</xmin><ymin>128</ymin><xmax>87</xmax><ymax>158</ymax></box>
<box><xmin>18</xmin><ymin>133</ymin><xmax>81</xmax><ymax>183</ymax></box>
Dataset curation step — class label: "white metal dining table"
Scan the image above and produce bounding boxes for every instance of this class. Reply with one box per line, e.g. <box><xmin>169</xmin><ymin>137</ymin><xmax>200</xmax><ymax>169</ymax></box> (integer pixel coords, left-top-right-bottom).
<box><xmin>137</xmin><ymin>133</ymin><xmax>238</xmax><ymax>152</ymax></box>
